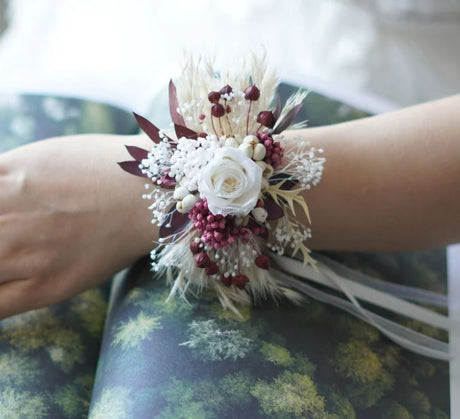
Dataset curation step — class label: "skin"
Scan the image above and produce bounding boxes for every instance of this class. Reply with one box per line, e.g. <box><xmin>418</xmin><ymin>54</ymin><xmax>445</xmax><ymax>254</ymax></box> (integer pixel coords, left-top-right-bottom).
<box><xmin>0</xmin><ymin>95</ymin><xmax>458</xmax><ymax>319</ymax></box>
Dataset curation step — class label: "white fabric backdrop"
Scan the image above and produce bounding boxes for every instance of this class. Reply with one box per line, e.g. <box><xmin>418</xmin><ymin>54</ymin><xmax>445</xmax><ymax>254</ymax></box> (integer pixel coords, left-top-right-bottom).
<box><xmin>0</xmin><ymin>0</ymin><xmax>460</xmax><ymax>113</ymax></box>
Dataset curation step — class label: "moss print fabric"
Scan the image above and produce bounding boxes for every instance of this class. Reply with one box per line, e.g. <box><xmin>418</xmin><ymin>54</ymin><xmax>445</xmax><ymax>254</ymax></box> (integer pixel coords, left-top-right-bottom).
<box><xmin>0</xmin><ymin>91</ymin><xmax>450</xmax><ymax>419</ymax></box>
<box><xmin>0</xmin><ymin>94</ymin><xmax>138</xmax><ymax>418</ymax></box>
<box><xmin>89</xmin><ymin>249</ymin><xmax>449</xmax><ymax>419</ymax></box>
<box><xmin>88</xmin><ymin>88</ymin><xmax>449</xmax><ymax>419</ymax></box>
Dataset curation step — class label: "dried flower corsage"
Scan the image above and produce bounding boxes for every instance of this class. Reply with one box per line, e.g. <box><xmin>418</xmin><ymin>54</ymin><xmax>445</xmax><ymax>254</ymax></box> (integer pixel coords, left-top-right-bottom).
<box><xmin>117</xmin><ymin>56</ymin><xmax>450</xmax><ymax>361</ymax></box>
<box><xmin>119</xmin><ymin>56</ymin><xmax>325</xmax><ymax>313</ymax></box>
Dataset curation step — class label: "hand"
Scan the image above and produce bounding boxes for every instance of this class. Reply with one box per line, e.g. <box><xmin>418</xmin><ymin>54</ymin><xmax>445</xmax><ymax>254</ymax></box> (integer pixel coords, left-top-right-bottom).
<box><xmin>0</xmin><ymin>134</ymin><xmax>155</xmax><ymax>319</ymax></box>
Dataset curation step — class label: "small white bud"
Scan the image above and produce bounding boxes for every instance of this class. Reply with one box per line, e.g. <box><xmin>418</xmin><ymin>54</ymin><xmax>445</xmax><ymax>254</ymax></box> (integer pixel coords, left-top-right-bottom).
<box><xmin>176</xmin><ymin>201</ymin><xmax>186</xmax><ymax>213</ymax></box>
<box><xmin>173</xmin><ymin>186</ymin><xmax>189</xmax><ymax>201</ymax></box>
<box><xmin>182</xmin><ymin>194</ymin><xmax>199</xmax><ymax>212</ymax></box>
<box><xmin>252</xmin><ymin>207</ymin><xmax>268</xmax><ymax>224</ymax></box>
<box><xmin>224</xmin><ymin>137</ymin><xmax>239</xmax><ymax>148</ymax></box>
<box><xmin>243</xmin><ymin>135</ymin><xmax>258</xmax><ymax>146</ymax></box>
<box><xmin>253</xmin><ymin>143</ymin><xmax>267</xmax><ymax>161</ymax></box>
<box><xmin>239</xmin><ymin>143</ymin><xmax>253</xmax><ymax>158</ymax></box>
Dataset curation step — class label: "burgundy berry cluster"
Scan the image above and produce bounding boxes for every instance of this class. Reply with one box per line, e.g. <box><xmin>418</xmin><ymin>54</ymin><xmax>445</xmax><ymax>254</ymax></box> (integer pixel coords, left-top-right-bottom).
<box><xmin>188</xmin><ymin>199</ymin><xmax>270</xmax><ymax>289</ymax></box>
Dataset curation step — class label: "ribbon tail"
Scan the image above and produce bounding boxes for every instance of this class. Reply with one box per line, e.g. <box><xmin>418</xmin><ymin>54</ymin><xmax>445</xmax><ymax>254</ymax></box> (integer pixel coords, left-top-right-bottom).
<box><xmin>272</xmin><ymin>254</ymin><xmax>450</xmax><ymax>331</ymax></box>
<box><xmin>313</xmin><ymin>252</ymin><xmax>448</xmax><ymax>307</ymax></box>
<box><xmin>274</xmin><ymin>269</ymin><xmax>450</xmax><ymax>361</ymax></box>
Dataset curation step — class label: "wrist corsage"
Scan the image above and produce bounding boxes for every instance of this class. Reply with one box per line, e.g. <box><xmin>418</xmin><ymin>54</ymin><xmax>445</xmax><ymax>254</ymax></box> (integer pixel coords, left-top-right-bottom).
<box><xmin>119</xmin><ymin>56</ymin><xmax>325</xmax><ymax>313</ymax></box>
<box><xmin>118</xmin><ymin>55</ymin><xmax>449</xmax><ymax>361</ymax></box>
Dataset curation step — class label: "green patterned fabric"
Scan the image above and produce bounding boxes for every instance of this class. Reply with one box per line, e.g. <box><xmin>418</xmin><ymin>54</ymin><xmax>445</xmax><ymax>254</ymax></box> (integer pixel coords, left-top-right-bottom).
<box><xmin>0</xmin><ymin>90</ymin><xmax>450</xmax><ymax>419</ymax></box>
<box><xmin>89</xmin><ymin>86</ymin><xmax>449</xmax><ymax>419</ymax></box>
<box><xmin>89</xmin><ymin>250</ymin><xmax>449</xmax><ymax>419</ymax></box>
<box><xmin>0</xmin><ymin>94</ymin><xmax>138</xmax><ymax>418</ymax></box>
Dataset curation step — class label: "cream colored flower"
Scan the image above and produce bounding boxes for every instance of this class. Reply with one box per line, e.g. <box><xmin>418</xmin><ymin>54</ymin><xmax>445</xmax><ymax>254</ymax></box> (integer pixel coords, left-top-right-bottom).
<box><xmin>198</xmin><ymin>147</ymin><xmax>262</xmax><ymax>216</ymax></box>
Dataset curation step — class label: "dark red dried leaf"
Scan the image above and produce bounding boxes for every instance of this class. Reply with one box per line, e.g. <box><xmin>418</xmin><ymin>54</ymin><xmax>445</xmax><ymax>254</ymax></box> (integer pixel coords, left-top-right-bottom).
<box><xmin>169</xmin><ymin>79</ymin><xmax>186</xmax><ymax>127</ymax></box>
<box><xmin>133</xmin><ymin>112</ymin><xmax>162</xmax><ymax>144</ymax></box>
<box><xmin>174</xmin><ymin>124</ymin><xmax>198</xmax><ymax>139</ymax></box>
<box><xmin>159</xmin><ymin>211</ymin><xmax>189</xmax><ymax>239</ymax></box>
<box><xmin>118</xmin><ymin>161</ymin><xmax>147</xmax><ymax>178</ymax></box>
<box><xmin>269</xmin><ymin>173</ymin><xmax>298</xmax><ymax>189</ymax></box>
<box><xmin>264</xmin><ymin>196</ymin><xmax>285</xmax><ymax>220</ymax></box>
<box><xmin>273</xmin><ymin>95</ymin><xmax>282</xmax><ymax>121</ymax></box>
<box><xmin>273</xmin><ymin>103</ymin><xmax>303</xmax><ymax>134</ymax></box>
<box><xmin>125</xmin><ymin>145</ymin><xmax>148</xmax><ymax>161</ymax></box>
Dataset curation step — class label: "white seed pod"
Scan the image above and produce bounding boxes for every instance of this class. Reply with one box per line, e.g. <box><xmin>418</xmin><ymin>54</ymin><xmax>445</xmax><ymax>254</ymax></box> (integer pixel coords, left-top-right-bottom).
<box><xmin>173</xmin><ymin>186</ymin><xmax>189</xmax><ymax>201</ymax></box>
<box><xmin>239</xmin><ymin>143</ymin><xmax>254</xmax><ymax>159</ymax></box>
<box><xmin>253</xmin><ymin>143</ymin><xmax>267</xmax><ymax>161</ymax></box>
<box><xmin>256</xmin><ymin>161</ymin><xmax>274</xmax><ymax>178</ymax></box>
<box><xmin>225</xmin><ymin>137</ymin><xmax>239</xmax><ymax>148</ymax></box>
<box><xmin>176</xmin><ymin>201</ymin><xmax>186</xmax><ymax>213</ymax></box>
<box><xmin>252</xmin><ymin>207</ymin><xmax>268</xmax><ymax>224</ymax></box>
<box><xmin>242</xmin><ymin>135</ymin><xmax>259</xmax><ymax>146</ymax></box>
<box><xmin>182</xmin><ymin>194</ymin><xmax>199</xmax><ymax>212</ymax></box>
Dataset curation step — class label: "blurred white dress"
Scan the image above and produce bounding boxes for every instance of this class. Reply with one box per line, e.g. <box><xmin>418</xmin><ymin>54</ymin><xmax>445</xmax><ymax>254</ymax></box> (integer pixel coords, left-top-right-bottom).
<box><xmin>0</xmin><ymin>0</ymin><xmax>459</xmax><ymax>112</ymax></box>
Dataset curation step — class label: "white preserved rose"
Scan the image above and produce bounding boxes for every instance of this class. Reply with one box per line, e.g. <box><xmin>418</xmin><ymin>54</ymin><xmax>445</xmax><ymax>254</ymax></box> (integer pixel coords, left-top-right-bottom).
<box><xmin>198</xmin><ymin>147</ymin><xmax>263</xmax><ymax>216</ymax></box>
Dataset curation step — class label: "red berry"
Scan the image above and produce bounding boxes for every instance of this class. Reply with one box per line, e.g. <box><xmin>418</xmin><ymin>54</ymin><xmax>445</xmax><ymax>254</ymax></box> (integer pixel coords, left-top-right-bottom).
<box><xmin>211</xmin><ymin>103</ymin><xmax>225</xmax><ymax>118</ymax></box>
<box><xmin>257</xmin><ymin>111</ymin><xmax>275</xmax><ymax>128</ymax></box>
<box><xmin>233</xmin><ymin>274</ymin><xmax>249</xmax><ymax>289</ymax></box>
<box><xmin>208</xmin><ymin>91</ymin><xmax>220</xmax><ymax>103</ymax></box>
<box><xmin>195</xmin><ymin>252</ymin><xmax>211</xmax><ymax>268</ymax></box>
<box><xmin>220</xmin><ymin>84</ymin><xmax>233</xmax><ymax>95</ymax></box>
<box><xmin>221</xmin><ymin>275</ymin><xmax>232</xmax><ymax>287</ymax></box>
<box><xmin>244</xmin><ymin>85</ymin><xmax>260</xmax><ymax>101</ymax></box>
<box><xmin>226</xmin><ymin>105</ymin><xmax>232</xmax><ymax>113</ymax></box>
<box><xmin>255</xmin><ymin>254</ymin><xmax>270</xmax><ymax>270</ymax></box>
<box><xmin>205</xmin><ymin>262</ymin><xmax>219</xmax><ymax>276</ymax></box>
<box><xmin>190</xmin><ymin>241</ymin><xmax>201</xmax><ymax>254</ymax></box>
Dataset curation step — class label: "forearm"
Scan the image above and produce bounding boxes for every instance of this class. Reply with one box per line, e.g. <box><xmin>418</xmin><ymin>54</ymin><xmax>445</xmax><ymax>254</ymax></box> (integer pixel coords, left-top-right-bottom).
<box><xmin>284</xmin><ymin>95</ymin><xmax>460</xmax><ymax>251</ymax></box>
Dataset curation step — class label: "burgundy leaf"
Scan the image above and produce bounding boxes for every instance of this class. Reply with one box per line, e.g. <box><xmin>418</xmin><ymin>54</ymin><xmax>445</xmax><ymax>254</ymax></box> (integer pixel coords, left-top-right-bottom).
<box><xmin>133</xmin><ymin>112</ymin><xmax>162</xmax><ymax>143</ymax></box>
<box><xmin>118</xmin><ymin>161</ymin><xmax>147</xmax><ymax>178</ymax></box>
<box><xmin>174</xmin><ymin>123</ymin><xmax>197</xmax><ymax>139</ymax></box>
<box><xmin>125</xmin><ymin>145</ymin><xmax>148</xmax><ymax>161</ymax></box>
<box><xmin>269</xmin><ymin>173</ymin><xmax>298</xmax><ymax>190</ymax></box>
<box><xmin>273</xmin><ymin>103</ymin><xmax>303</xmax><ymax>134</ymax></box>
<box><xmin>169</xmin><ymin>80</ymin><xmax>186</xmax><ymax>127</ymax></box>
<box><xmin>161</xmin><ymin>183</ymin><xmax>176</xmax><ymax>190</ymax></box>
<box><xmin>159</xmin><ymin>211</ymin><xmax>189</xmax><ymax>239</ymax></box>
<box><xmin>264</xmin><ymin>196</ymin><xmax>285</xmax><ymax>220</ymax></box>
<box><xmin>273</xmin><ymin>95</ymin><xmax>282</xmax><ymax>121</ymax></box>
<box><xmin>261</xmin><ymin>227</ymin><xmax>269</xmax><ymax>241</ymax></box>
